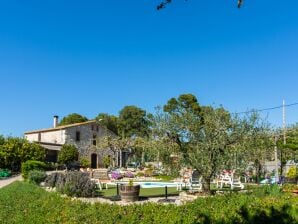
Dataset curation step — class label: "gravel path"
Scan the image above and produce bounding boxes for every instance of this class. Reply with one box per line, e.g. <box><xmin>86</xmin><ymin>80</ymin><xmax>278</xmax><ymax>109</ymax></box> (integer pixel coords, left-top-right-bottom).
<box><xmin>0</xmin><ymin>175</ymin><xmax>23</xmax><ymax>188</ymax></box>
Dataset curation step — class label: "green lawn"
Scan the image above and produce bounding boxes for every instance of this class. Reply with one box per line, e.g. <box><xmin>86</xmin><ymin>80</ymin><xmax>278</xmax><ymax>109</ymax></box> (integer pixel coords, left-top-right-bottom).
<box><xmin>0</xmin><ymin>181</ymin><xmax>297</xmax><ymax>224</ymax></box>
<box><xmin>99</xmin><ymin>185</ymin><xmax>179</xmax><ymax>197</ymax></box>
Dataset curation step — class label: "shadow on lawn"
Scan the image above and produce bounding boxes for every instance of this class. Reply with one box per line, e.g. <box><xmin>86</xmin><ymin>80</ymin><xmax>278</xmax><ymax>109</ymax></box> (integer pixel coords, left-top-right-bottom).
<box><xmin>235</xmin><ymin>204</ymin><xmax>296</xmax><ymax>224</ymax></box>
<box><xmin>197</xmin><ymin>204</ymin><xmax>296</xmax><ymax>224</ymax></box>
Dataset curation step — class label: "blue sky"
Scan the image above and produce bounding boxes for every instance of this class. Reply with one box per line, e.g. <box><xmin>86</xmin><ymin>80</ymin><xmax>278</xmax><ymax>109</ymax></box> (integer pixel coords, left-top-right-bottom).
<box><xmin>1</xmin><ymin>0</ymin><xmax>298</xmax><ymax>136</ymax></box>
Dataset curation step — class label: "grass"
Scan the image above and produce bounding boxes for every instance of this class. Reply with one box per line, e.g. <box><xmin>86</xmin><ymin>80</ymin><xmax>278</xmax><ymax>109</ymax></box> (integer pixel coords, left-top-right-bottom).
<box><xmin>98</xmin><ymin>185</ymin><xmax>179</xmax><ymax>197</ymax></box>
<box><xmin>0</xmin><ymin>181</ymin><xmax>297</xmax><ymax>224</ymax></box>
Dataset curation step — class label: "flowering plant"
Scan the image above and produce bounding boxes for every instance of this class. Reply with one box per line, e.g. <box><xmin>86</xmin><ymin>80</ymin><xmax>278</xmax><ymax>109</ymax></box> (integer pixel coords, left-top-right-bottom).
<box><xmin>125</xmin><ymin>172</ymin><xmax>134</xmax><ymax>178</ymax></box>
<box><xmin>111</xmin><ymin>171</ymin><xmax>122</xmax><ymax>180</ymax></box>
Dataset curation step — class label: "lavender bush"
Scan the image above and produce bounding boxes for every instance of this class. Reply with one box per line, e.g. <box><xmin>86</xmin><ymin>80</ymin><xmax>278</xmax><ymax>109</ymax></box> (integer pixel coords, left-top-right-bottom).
<box><xmin>111</xmin><ymin>171</ymin><xmax>122</xmax><ymax>180</ymax></box>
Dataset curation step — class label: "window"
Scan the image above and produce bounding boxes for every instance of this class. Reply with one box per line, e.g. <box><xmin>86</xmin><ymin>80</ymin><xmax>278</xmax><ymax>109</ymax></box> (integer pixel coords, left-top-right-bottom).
<box><xmin>38</xmin><ymin>133</ymin><xmax>41</xmax><ymax>142</ymax></box>
<box><xmin>96</xmin><ymin>125</ymin><xmax>99</xmax><ymax>132</ymax></box>
<box><xmin>92</xmin><ymin>134</ymin><xmax>97</xmax><ymax>146</ymax></box>
<box><xmin>76</xmin><ymin>131</ymin><xmax>80</xmax><ymax>141</ymax></box>
<box><xmin>91</xmin><ymin>125</ymin><xmax>94</xmax><ymax>131</ymax></box>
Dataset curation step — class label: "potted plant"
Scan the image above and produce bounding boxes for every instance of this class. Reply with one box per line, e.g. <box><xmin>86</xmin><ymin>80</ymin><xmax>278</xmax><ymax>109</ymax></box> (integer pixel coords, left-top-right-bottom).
<box><xmin>120</xmin><ymin>179</ymin><xmax>140</xmax><ymax>202</ymax></box>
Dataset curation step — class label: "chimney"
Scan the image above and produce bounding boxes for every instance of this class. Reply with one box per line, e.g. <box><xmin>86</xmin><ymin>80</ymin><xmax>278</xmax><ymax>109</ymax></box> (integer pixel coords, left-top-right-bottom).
<box><xmin>53</xmin><ymin>115</ymin><xmax>59</xmax><ymax>128</ymax></box>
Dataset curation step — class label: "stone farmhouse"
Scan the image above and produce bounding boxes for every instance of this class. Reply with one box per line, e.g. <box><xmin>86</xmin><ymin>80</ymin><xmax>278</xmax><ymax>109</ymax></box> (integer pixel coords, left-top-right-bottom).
<box><xmin>24</xmin><ymin>116</ymin><xmax>128</xmax><ymax>168</ymax></box>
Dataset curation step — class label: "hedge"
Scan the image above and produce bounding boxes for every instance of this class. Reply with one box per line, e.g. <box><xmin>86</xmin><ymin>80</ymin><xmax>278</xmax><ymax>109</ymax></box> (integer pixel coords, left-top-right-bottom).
<box><xmin>0</xmin><ymin>182</ymin><xmax>297</xmax><ymax>224</ymax></box>
<box><xmin>21</xmin><ymin>160</ymin><xmax>47</xmax><ymax>179</ymax></box>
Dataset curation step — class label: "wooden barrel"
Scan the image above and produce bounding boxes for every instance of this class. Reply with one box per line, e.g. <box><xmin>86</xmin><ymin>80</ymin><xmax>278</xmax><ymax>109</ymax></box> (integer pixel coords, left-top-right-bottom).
<box><xmin>120</xmin><ymin>184</ymin><xmax>140</xmax><ymax>202</ymax></box>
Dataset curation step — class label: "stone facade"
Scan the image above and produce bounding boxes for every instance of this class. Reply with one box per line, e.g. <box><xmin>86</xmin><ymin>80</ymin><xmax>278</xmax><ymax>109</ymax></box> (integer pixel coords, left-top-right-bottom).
<box><xmin>24</xmin><ymin>119</ymin><xmax>126</xmax><ymax>168</ymax></box>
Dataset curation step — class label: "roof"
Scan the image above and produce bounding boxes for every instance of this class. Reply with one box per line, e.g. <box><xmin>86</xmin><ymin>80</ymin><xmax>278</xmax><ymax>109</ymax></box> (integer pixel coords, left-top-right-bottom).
<box><xmin>24</xmin><ymin>120</ymin><xmax>98</xmax><ymax>134</ymax></box>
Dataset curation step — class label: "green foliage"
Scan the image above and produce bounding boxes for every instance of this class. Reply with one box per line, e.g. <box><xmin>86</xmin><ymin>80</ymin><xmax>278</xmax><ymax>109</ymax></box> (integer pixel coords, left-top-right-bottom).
<box><xmin>163</xmin><ymin>93</ymin><xmax>202</xmax><ymax>117</ymax></box>
<box><xmin>0</xmin><ymin>169</ymin><xmax>11</xmax><ymax>179</ymax></box>
<box><xmin>147</xmin><ymin>94</ymin><xmax>272</xmax><ymax>190</ymax></box>
<box><xmin>154</xmin><ymin>175</ymin><xmax>174</xmax><ymax>181</ymax></box>
<box><xmin>128</xmin><ymin>179</ymin><xmax>133</xmax><ymax>186</ymax></box>
<box><xmin>45</xmin><ymin>171</ymin><xmax>96</xmax><ymax>197</ymax></box>
<box><xmin>59</xmin><ymin>113</ymin><xmax>88</xmax><ymax>126</ymax></box>
<box><xmin>44</xmin><ymin>172</ymin><xmax>64</xmax><ymax>188</ymax></box>
<box><xmin>21</xmin><ymin>160</ymin><xmax>47</xmax><ymax>179</ymax></box>
<box><xmin>0</xmin><ymin>181</ymin><xmax>297</xmax><ymax>224</ymax></box>
<box><xmin>28</xmin><ymin>170</ymin><xmax>47</xmax><ymax>184</ymax></box>
<box><xmin>0</xmin><ymin>135</ymin><xmax>5</xmax><ymax>145</ymax></box>
<box><xmin>58</xmin><ymin>144</ymin><xmax>79</xmax><ymax>165</ymax></box>
<box><xmin>0</xmin><ymin>137</ymin><xmax>45</xmax><ymax>171</ymax></box>
<box><xmin>79</xmin><ymin>157</ymin><xmax>90</xmax><ymax>168</ymax></box>
<box><xmin>96</xmin><ymin>113</ymin><xmax>119</xmax><ymax>135</ymax></box>
<box><xmin>263</xmin><ymin>184</ymin><xmax>282</xmax><ymax>197</ymax></box>
<box><xmin>277</xmin><ymin>125</ymin><xmax>298</xmax><ymax>175</ymax></box>
<box><xmin>286</xmin><ymin>166</ymin><xmax>297</xmax><ymax>178</ymax></box>
<box><xmin>118</xmin><ymin>105</ymin><xmax>150</xmax><ymax>138</ymax></box>
<box><xmin>103</xmin><ymin>155</ymin><xmax>111</xmax><ymax>168</ymax></box>
<box><xmin>282</xmin><ymin>183</ymin><xmax>298</xmax><ymax>191</ymax></box>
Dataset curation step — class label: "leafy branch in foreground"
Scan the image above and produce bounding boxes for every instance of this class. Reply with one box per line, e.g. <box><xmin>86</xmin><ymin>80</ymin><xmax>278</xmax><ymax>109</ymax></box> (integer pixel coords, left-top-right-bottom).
<box><xmin>157</xmin><ymin>0</ymin><xmax>244</xmax><ymax>10</ymax></box>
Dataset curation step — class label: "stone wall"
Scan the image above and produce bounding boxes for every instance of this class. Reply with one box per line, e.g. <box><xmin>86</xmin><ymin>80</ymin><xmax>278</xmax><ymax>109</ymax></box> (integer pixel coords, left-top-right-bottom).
<box><xmin>65</xmin><ymin>123</ymin><xmax>116</xmax><ymax>168</ymax></box>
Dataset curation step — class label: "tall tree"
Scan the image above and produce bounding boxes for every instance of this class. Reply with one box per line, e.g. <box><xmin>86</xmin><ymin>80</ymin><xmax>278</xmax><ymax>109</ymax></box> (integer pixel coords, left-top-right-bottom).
<box><xmin>149</xmin><ymin>94</ymin><xmax>271</xmax><ymax>191</ymax></box>
<box><xmin>118</xmin><ymin>106</ymin><xmax>150</xmax><ymax>138</ymax></box>
<box><xmin>96</xmin><ymin>113</ymin><xmax>119</xmax><ymax>135</ymax></box>
<box><xmin>96</xmin><ymin>135</ymin><xmax>132</xmax><ymax>167</ymax></box>
<box><xmin>59</xmin><ymin>113</ymin><xmax>88</xmax><ymax>126</ymax></box>
<box><xmin>277</xmin><ymin>124</ymin><xmax>298</xmax><ymax>176</ymax></box>
<box><xmin>235</xmin><ymin>112</ymin><xmax>272</xmax><ymax>183</ymax></box>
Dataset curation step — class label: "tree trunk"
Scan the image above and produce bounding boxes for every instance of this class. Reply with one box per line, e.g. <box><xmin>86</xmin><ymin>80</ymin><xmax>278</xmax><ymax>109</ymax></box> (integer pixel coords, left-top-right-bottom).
<box><xmin>141</xmin><ymin>151</ymin><xmax>145</xmax><ymax>165</ymax></box>
<box><xmin>202</xmin><ymin>177</ymin><xmax>211</xmax><ymax>193</ymax></box>
<box><xmin>255</xmin><ymin>161</ymin><xmax>262</xmax><ymax>184</ymax></box>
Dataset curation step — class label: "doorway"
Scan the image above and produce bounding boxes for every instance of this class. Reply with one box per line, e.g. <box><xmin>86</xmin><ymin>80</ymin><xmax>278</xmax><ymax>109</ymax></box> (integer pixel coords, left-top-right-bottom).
<box><xmin>91</xmin><ymin>153</ymin><xmax>97</xmax><ymax>169</ymax></box>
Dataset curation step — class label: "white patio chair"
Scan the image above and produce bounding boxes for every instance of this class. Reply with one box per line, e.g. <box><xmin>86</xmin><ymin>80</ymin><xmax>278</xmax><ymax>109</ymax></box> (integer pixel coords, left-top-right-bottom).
<box><xmin>189</xmin><ymin>170</ymin><xmax>202</xmax><ymax>191</ymax></box>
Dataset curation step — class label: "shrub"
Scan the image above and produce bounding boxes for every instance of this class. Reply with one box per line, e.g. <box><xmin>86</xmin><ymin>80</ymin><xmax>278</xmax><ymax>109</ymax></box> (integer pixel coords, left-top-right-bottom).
<box><xmin>111</xmin><ymin>171</ymin><xmax>122</xmax><ymax>180</ymax></box>
<box><xmin>21</xmin><ymin>160</ymin><xmax>47</xmax><ymax>179</ymax></box>
<box><xmin>124</xmin><ymin>172</ymin><xmax>134</xmax><ymax>178</ymax></box>
<box><xmin>58</xmin><ymin>144</ymin><xmax>79</xmax><ymax>166</ymax></box>
<box><xmin>79</xmin><ymin>157</ymin><xmax>90</xmax><ymax>168</ymax></box>
<box><xmin>286</xmin><ymin>166</ymin><xmax>297</xmax><ymax>179</ymax></box>
<box><xmin>0</xmin><ymin>169</ymin><xmax>11</xmax><ymax>178</ymax></box>
<box><xmin>28</xmin><ymin>170</ymin><xmax>47</xmax><ymax>184</ymax></box>
<box><xmin>144</xmin><ymin>168</ymin><xmax>153</xmax><ymax>177</ymax></box>
<box><xmin>136</xmin><ymin>172</ymin><xmax>144</xmax><ymax>177</ymax></box>
<box><xmin>282</xmin><ymin>183</ymin><xmax>298</xmax><ymax>191</ymax></box>
<box><xmin>44</xmin><ymin>172</ymin><xmax>60</xmax><ymax>188</ymax></box>
<box><xmin>45</xmin><ymin>162</ymin><xmax>59</xmax><ymax>171</ymax></box>
<box><xmin>45</xmin><ymin>171</ymin><xmax>96</xmax><ymax>197</ymax></box>
<box><xmin>103</xmin><ymin>155</ymin><xmax>111</xmax><ymax>168</ymax></box>
<box><xmin>0</xmin><ymin>137</ymin><xmax>45</xmax><ymax>172</ymax></box>
<box><xmin>45</xmin><ymin>172</ymin><xmax>66</xmax><ymax>191</ymax></box>
<box><xmin>0</xmin><ymin>181</ymin><xmax>297</xmax><ymax>224</ymax></box>
<box><xmin>254</xmin><ymin>184</ymin><xmax>282</xmax><ymax>197</ymax></box>
<box><xmin>66</xmin><ymin>161</ymin><xmax>80</xmax><ymax>171</ymax></box>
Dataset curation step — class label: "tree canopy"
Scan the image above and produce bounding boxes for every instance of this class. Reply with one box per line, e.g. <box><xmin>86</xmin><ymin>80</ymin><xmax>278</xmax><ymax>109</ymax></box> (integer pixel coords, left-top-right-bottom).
<box><xmin>59</xmin><ymin>113</ymin><xmax>88</xmax><ymax>126</ymax></box>
<box><xmin>57</xmin><ymin>144</ymin><xmax>79</xmax><ymax>165</ymax></box>
<box><xmin>96</xmin><ymin>113</ymin><xmax>119</xmax><ymax>135</ymax></box>
<box><xmin>118</xmin><ymin>105</ymin><xmax>150</xmax><ymax>138</ymax></box>
<box><xmin>138</xmin><ymin>93</ymin><xmax>272</xmax><ymax>191</ymax></box>
<box><xmin>0</xmin><ymin>137</ymin><xmax>45</xmax><ymax>171</ymax></box>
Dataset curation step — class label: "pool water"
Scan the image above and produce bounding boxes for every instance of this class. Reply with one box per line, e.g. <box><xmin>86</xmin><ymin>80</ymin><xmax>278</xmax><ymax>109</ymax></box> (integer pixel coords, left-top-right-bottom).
<box><xmin>136</xmin><ymin>182</ymin><xmax>178</xmax><ymax>188</ymax></box>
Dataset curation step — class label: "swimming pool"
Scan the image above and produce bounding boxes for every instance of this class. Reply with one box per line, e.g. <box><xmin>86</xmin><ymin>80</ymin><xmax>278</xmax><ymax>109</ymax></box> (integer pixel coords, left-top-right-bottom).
<box><xmin>116</xmin><ymin>181</ymin><xmax>181</xmax><ymax>189</ymax></box>
<box><xmin>138</xmin><ymin>182</ymin><xmax>179</xmax><ymax>188</ymax></box>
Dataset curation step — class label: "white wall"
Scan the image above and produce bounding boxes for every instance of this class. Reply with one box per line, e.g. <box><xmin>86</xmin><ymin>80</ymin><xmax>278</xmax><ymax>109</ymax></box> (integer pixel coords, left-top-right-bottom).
<box><xmin>25</xmin><ymin>129</ymin><xmax>66</xmax><ymax>144</ymax></box>
<box><xmin>25</xmin><ymin>133</ymin><xmax>39</xmax><ymax>142</ymax></box>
